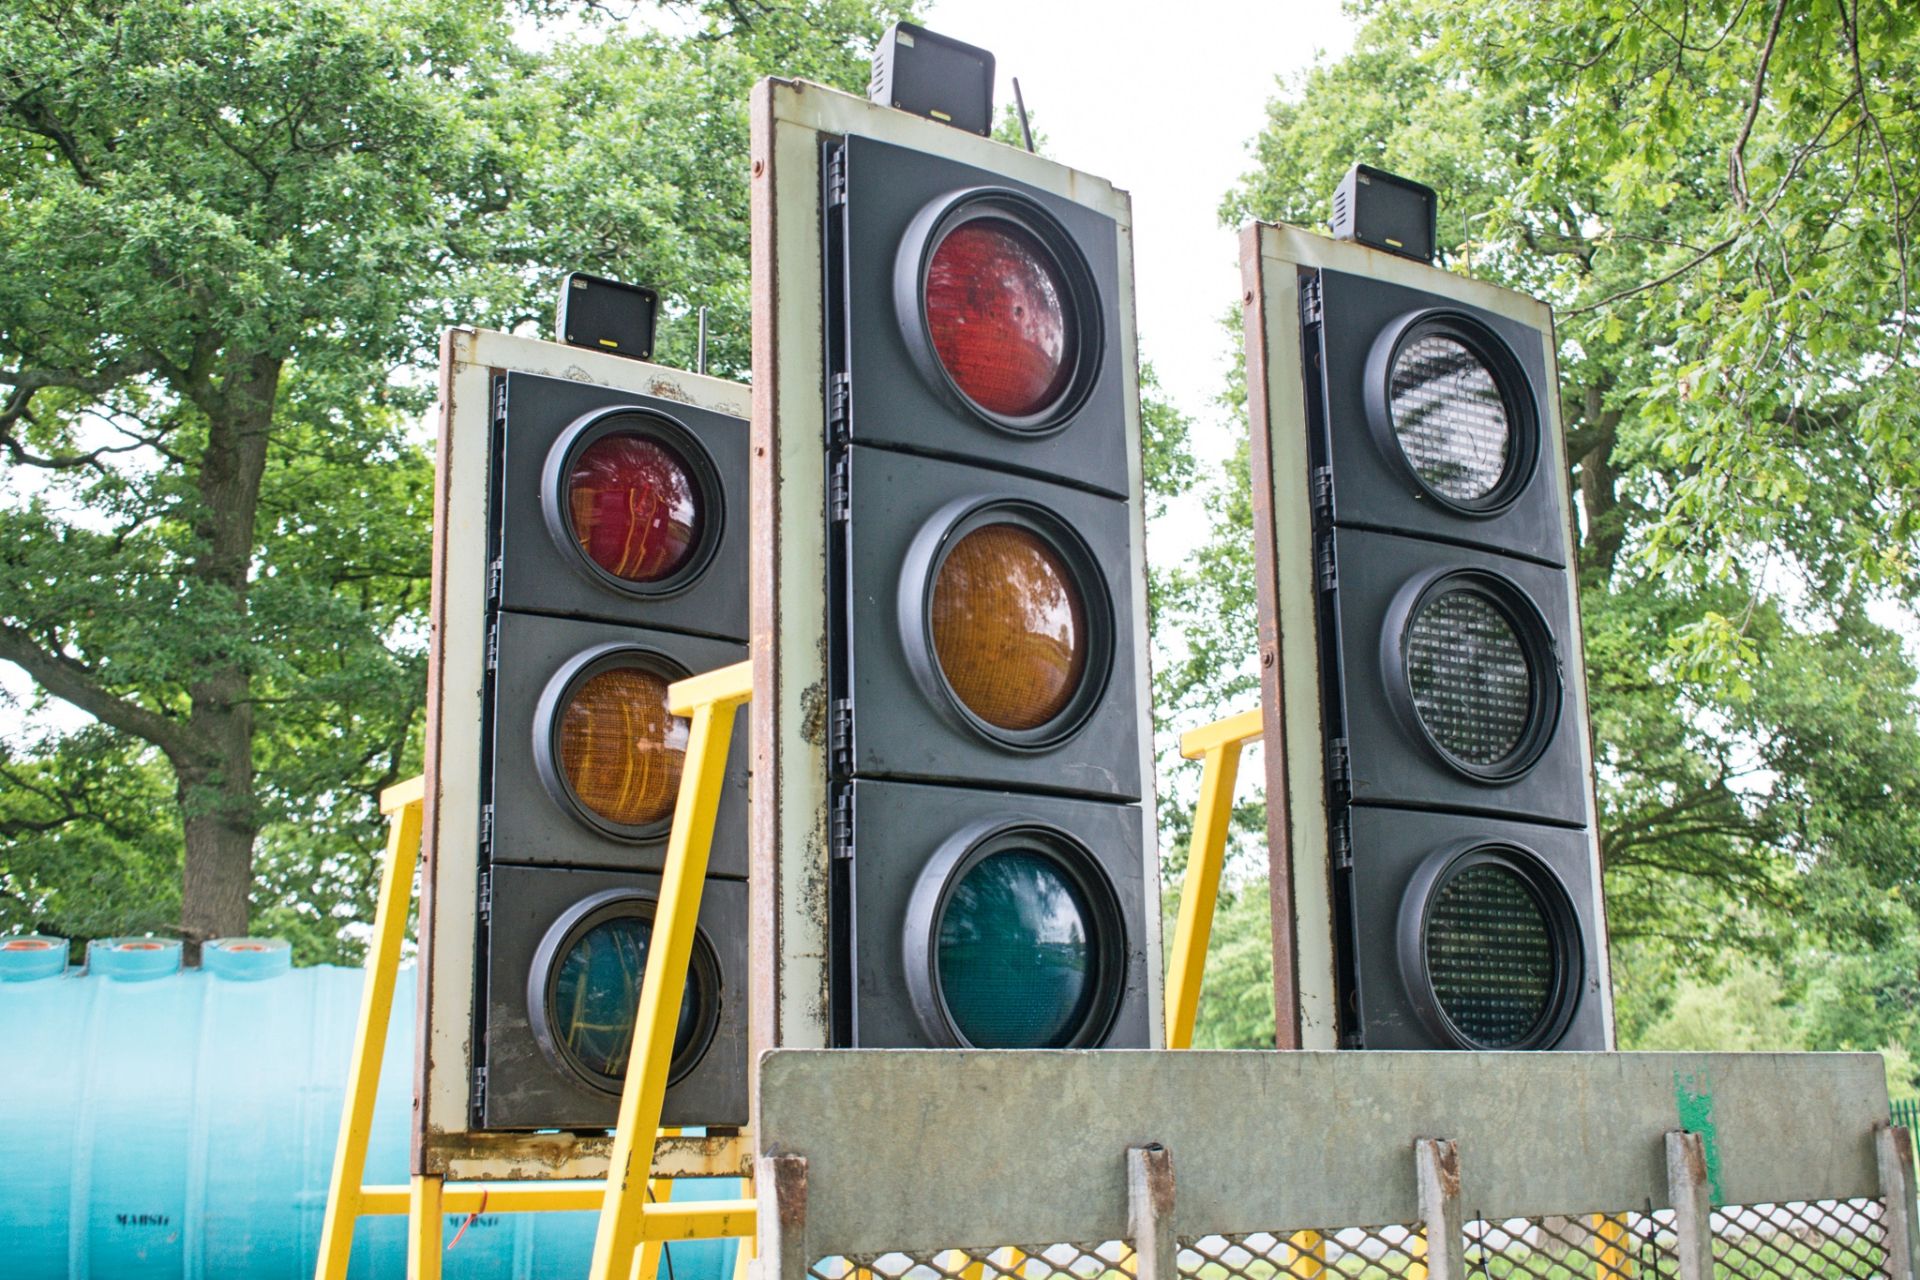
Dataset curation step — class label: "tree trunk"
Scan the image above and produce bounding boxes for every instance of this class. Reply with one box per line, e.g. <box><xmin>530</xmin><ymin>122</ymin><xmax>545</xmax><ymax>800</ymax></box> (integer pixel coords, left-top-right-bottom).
<box><xmin>175</xmin><ymin>352</ymin><xmax>280</xmax><ymax>958</ymax></box>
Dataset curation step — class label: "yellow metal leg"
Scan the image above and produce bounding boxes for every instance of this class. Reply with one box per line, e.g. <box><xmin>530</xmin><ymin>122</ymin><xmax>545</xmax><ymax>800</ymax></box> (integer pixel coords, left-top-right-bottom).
<box><xmin>1165</xmin><ymin>709</ymin><xmax>1262</xmax><ymax>1049</ymax></box>
<box><xmin>1593</xmin><ymin>1213</ymin><xmax>1633</xmax><ymax>1277</ymax></box>
<box><xmin>732</xmin><ymin>1168</ymin><xmax>756</xmax><ymax>1280</ymax></box>
<box><xmin>315</xmin><ymin>777</ymin><xmax>425</xmax><ymax>1280</ymax></box>
<box><xmin>633</xmin><ymin>1128</ymin><xmax>683</xmax><ymax>1280</ymax></box>
<box><xmin>590</xmin><ymin>662</ymin><xmax>753</xmax><ymax>1280</ymax></box>
<box><xmin>1407</xmin><ymin>1226</ymin><xmax>1428</xmax><ymax>1280</ymax></box>
<box><xmin>408</xmin><ymin>1174</ymin><xmax>445</xmax><ymax>1280</ymax></box>
<box><xmin>1286</xmin><ymin>1230</ymin><xmax>1326</xmax><ymax>1278</ymax></box>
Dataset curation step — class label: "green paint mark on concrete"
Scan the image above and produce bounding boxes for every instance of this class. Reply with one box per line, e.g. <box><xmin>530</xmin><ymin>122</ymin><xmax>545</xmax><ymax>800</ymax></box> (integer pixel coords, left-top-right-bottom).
<box><xmin>1674</xmin><ymin>1066</ymin><xmax>1725</xmax><ymax>1205</ymax></box>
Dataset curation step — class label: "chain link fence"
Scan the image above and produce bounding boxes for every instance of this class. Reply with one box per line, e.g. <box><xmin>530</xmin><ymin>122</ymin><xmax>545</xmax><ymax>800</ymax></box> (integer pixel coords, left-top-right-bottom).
<box><xmin>804</xmin><ymin>1199</ymin><xmax>1888</xmax><ymax>1280</ymax></box>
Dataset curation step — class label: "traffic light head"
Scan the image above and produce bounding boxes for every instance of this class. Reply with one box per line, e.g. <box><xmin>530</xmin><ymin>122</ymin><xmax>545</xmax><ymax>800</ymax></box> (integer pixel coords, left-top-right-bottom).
<box><xmin>416</xmin><ymin>329</ymin><xmax>752</xmax><ymax>1180</ymax></box>
<box><xmin>1241</xmin><ymin>217</ymin><xmax>1612</xmax><ymax>1053</ymax></box>
<box><xmin>751</xmin><ymin>72</ymin><xmax>1161</xmax><ymax>1054</ymax></box>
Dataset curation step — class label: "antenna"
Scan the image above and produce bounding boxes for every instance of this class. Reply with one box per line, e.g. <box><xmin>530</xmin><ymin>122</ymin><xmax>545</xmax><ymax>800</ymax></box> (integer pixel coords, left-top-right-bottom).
<box><xmin>1011</xmin><ymin>77</ymin><xmax>1035</xmax><ymax>153</ymax></box>
<box><xmin>697</xmin><ymin>306</ymin><xmax>709</xmax><ymax>376</ymax></box>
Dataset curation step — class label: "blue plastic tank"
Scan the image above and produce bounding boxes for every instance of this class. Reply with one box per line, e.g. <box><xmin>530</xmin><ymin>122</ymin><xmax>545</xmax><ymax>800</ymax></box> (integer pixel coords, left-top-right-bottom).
<box><xmin>0</xmin><ymin>936</ymin><xmax>739</xmax><ymax>1279</ymax></box>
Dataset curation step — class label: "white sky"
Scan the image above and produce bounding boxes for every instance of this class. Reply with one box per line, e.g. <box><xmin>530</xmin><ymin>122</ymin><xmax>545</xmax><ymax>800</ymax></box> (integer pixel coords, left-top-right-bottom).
<box><xmin>924</xmin><ymin>0</ymin><xmax>1354</xmax><ymax>463</ymax></box>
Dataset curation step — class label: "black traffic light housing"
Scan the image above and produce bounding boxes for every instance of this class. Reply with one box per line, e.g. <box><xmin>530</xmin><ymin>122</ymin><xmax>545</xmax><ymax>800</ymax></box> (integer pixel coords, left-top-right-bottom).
<box><xmin>472</xmin><ymin>367</ymin><xmax>750</xmax><ymax>1129</ymax></box>
<box><xmin>815</xmin><ymin>91</ymin><xmax>1156</xmax><ymax>1051</ymax></box>
<box><xmin>1243</xmin><ymin>207</ymin><xmax>1611</xmax><ymax>1055</ymax></box>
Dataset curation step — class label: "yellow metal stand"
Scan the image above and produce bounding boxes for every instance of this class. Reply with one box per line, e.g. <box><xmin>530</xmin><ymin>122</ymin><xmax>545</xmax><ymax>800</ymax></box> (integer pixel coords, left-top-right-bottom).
<box><xmin>313</xmin><ymin>661</ymin><xmax>757</xmax><ymax>1280</ymax></box>
<box><xmin>1164</xmin><ymin>708</ymin><xmax>1263</xmax><ymax>1050</ymax></box>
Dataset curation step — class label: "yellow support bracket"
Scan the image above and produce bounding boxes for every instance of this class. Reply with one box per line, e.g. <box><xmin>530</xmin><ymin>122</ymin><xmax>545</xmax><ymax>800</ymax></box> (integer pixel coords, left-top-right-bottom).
<box><xmin>1165</xmin><ymin>707</ymin><xmax>1264</xmax><ymax>1050</ymax></box>
<box><xmin>313</xmin><ymin>660</ymin><xmax>757</xmax><ymax>1280</ymax></box>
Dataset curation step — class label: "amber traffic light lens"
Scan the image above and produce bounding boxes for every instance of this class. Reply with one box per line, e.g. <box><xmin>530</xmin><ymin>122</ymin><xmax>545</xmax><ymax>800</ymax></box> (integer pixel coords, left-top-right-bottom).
<box><xmin>1406</xmin><ymin>588</ymin><xmax>1535</xmax><ymax>767</ymax></box>
<box><xmin>557</xmin><ymin>665</ymin><xmax>688</xmax><ymax>828</ymax></box>
<box><xmin>926</xmin><ymin>219</ymin><xmax>1074</xmax><ymax>419</ymax></box>
<box><xmin>567</xmin><ymin>433</ymin><xmax>702</xmax><ymax>583</ymax></box>
<box><xmin>1388</xmin><ymin>334</ymin><xmax>1512</xmax><ymax>503</ymax></box>
<box><xmin>931</xmin><ymin>523</ymin><xmax>1088</xmax><ymax>731</ymax></box>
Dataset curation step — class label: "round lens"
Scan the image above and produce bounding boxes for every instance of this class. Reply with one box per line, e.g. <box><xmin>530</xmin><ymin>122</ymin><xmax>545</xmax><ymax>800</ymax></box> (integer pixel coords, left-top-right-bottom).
<box><xmin>931</xmin><ymin>523</ymin><xmax>1089</xmax><ymax>732</ymax></box>
<box><xmin>1389</xmin><ymin>334</ymin><xmax>1511</xmax><ymax>502</ymax></box>
<box><xmin>1426</xmin><ymin>861</ymin><xmax>1558</xmax><ymax>1048</ymax></box>
<box><xmin>567</xmin><ymin>433</ymin><xmax>702</xmax><ymax>584</ymax></box>
<box><xmin>1406</xmin><ymin>589</ymin><xmax>1533</xmax><ymax>767</ymax></box>
<box><xmin>558</xmin><ymin>665</ymin><xmax>688</xmax><ymax>828</ymax></box>
<box><xmin>550</xmin><ymin>914</ymin><xmax>701</xmax><ymax>1079</ymax></box>
<box><xmin>936</xmin><ymin>849</ymin><xmax>1096</xmax><ymax>1048</ymax></box>
<box><xmin>926</xmin><ymin>219</ymin><xmax>1074</xmax><ymax>418</ymax></box>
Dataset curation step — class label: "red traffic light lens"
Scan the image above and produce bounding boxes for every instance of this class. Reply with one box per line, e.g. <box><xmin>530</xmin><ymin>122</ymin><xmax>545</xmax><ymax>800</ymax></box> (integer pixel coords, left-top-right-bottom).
<box><xmin>931</xmin><ymin>523</ymin><xmax>1089</xmax><ymax>731</ymax></box>
<box><xmin>926</xmin><ymin>219</ymin><xmax>1075</xmax><ymax>419</ymax></box>
<box><xmin>557</xmin><ymin>664</ymin><xmax>688</xmax><ymax>829</ymax></box>
<box><xmin>566</xmin><ymin>433</ymin><xmax>702</xmax><ymax>584</ymax></box>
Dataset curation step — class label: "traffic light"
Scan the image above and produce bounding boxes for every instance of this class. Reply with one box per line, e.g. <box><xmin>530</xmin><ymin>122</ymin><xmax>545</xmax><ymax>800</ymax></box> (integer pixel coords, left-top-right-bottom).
<box><xmin>1240</xmin><ymin>199</ymin><xmax>1613</xmax><ymax>1053</ymax></box>
<box><xmin>417</xmin><ymin>328</ymin><xmax>751</xmax><ymax>1153</ymax></box>
<box><xmin>749</xmin><ymin>69</ymin><xmax>1159</xmax><ymax>1052</ymax></box>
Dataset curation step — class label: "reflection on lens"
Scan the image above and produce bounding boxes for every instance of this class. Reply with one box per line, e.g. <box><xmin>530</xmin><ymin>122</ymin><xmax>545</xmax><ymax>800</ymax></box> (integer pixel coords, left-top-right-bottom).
<box><xmin>1407</xmin><ymin>589</ymin><xmax>1532</xmax><ymax>766</ymax></box>
<box><xmin>931</xmin><ymin>524</ymin><xmax>1088</xmax><ymax>732</ymax></box>
<box><xmin>936</xmin><ymin>850</ymin><xmax>1096</xmax><ymax>1047</ymax></box>
<box><xmin>1389</xmin><ymin>334</ymin><xmax>1511</xmax><ymax>502</ymax></box>
<box><xmin>1426</xmin><ymin>861</ymin><xmax>1556</xmax><ymax>1048</ymax></box>
<box><xmin>558</xmin><ymin>665</ymin><xmax>688</xmax><ymax>828</ymax></box>
<box><xmin>551</xmin><ymin>914</ymin><xmax>700</xmax><ymax>1078</ymax></box>
<box><xmin>567</xmin><ymin>433</ymin><xmax>701</xmax><ymax>583</ymax></box>
<box><xmin>926</xmin><ymin>219</ymin><xmax>1074</xmax><ymax>418</ymax></box>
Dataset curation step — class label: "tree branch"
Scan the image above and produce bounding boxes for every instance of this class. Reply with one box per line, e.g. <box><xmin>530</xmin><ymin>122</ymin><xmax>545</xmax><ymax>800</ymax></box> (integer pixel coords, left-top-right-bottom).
<box><xmin>0</xmin><ymin>625</ymin><xmax>208</xmax><ymax>767</ymax></box>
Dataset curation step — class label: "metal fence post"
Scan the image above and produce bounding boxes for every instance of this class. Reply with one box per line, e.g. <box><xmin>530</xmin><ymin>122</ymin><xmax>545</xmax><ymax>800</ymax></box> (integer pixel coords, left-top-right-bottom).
<box><xmin>1878</xmin><ymin>1124</ymin><xmax>1920</xmax><ymax>1280</ymax></box>
<box><xmin>754</xmin><ymin>1154</ymin><xmax>809</xmax><ymax>1280</ymax></box>
<box><xmin>1127</xmin><ymin>1144</ymin><xmax>1176</xmax><ymax>1280</ymax></box>
<box><xmin>1665</xmin><ymin>1130</ymin><xmax>1714</xmax><ymax>1280</ymax></box>
<box><xmin>1413</xmin><ymin>1138</ymin><xmax>1466</xmax><ymax>1280</ymax></box>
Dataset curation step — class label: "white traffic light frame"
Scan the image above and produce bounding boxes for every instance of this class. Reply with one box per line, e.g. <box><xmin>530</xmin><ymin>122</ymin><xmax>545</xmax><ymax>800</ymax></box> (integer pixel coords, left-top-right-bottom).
<box><xmin>417</xmin><ymin>327</ymin><xmax>753</xmax><ymax>1182</ymax></box>
<box><xmin>1239</xmin><ymin>222</ymin><xmax>1614</xmax><ymax>1052</ymax></box>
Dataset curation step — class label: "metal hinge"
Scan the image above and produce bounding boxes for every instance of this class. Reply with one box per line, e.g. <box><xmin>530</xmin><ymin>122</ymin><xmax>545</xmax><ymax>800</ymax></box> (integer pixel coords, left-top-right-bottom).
<box><xmin>472</xmin><ymin>1066</ymin><xmax>488</xmax><ymax>1110</ymax></box>
<box><xmin>828</xmin><ymin>451</ymin><xmax>851</xmax><ymax>524</ymax></box>
<box><xmin>492</xmin><ymin>377</ymin><xmax>509</xmax><ymax>425</ymax></box>
<box><xmin>477</xmin><ymin>865</ymin><xmax>493</xmax><ymax>919</ymax></box>
<box><xmin>486</xmin><ymin>556</ymin><xmax>503</xmax><ymax>604</ymax></box>
<box><xmin>1316</xmin><ymin>537</ymin><xmax>1338</xmax><ymax>592</ymax></box>
<box><xmin>828</xmin><ymin>696</ymin><xmax>853</xmax><ymax>774</ymax></box>
<box><xmin>1326</xmin><ymin>737</ymin><xmax>1352</xmax><ymax>796</ymax></box>
<box><xmin>1299</xmin><ymin>272</ymin><xmax>1324</xmax><ymax>327</ymax></box>
<box><xmin>478</xmin><ymin>805</ymin><xmax>495</xmax><ymax>860</ymax></box>
<box><xmin>1330</xmin><ymin>815</ymin><xmax>1353</xmax><ymax>870</ymax></box>
<box><xmin>829</xmin><ymin>788</ymin><xmax>854</xmax><ymax>861</ymax></box>
<box><xmin>826</xmin><ymin>146</ymin><xmax>848</xmax><ymax>209</ymax></box>
<box><xmin>484</xmin><ymin>620</ymin><xmax>499</xmax><ymax>671</ymax></box>
<box><xmin>1310</xmin><ymin>464</ymin><xmax>1335</xmax><ymax>525</ymax></box>
<box><xmin>827</xmin><ymin>372</ymin><xmax>852</xmax><ymax>442</ymax></box>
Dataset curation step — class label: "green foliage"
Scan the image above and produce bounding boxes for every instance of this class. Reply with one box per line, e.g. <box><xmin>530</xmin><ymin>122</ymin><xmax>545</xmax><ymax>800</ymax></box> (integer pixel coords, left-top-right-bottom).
<box><xmin>0</xmin><ymin>0</ymin><xmax>907</xmax><ymax>955</ymax></box>
<box><xmin>1179</xmin><ymin>0</ymin><xmax>1920</xmax><ymax>1050</ymax></box>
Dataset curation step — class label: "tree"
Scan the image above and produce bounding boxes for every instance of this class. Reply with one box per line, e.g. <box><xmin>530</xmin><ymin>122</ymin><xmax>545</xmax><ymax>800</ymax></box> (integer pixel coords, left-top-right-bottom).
<box><xmin>1173</xmin><ymin>0</ymin><xmax>1920</xmax><ymax>1047</ymax></box>
<box><xmin>0</xmin><ymin>0</ymin><xmax>907</xmax><ymax>957</ymax></box>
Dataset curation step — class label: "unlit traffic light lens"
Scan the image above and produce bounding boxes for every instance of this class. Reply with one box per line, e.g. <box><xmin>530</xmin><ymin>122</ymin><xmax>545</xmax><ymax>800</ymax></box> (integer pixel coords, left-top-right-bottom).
<box><xmin>567</xmin><ymin>433</ymin><xmax>702</xmax><ymax>583</ymax></box>
<box><xmin>558</xmin><ymin>664</ymin><xmax>688</xmax><ymax>828</ymax></box>
<box><xmin>1424</xmin><ymin>859</ymin><xmax>1559</xmax><ymax>1048</ymax></box>
<box><xmin>1407</xmin><ymin>588</ymin><xmax>1533</xmax><ymax>767</ymax></box>
<box><xmin>931</xmin><ymin>523</ymin><xmax>1088</xmax><ymax>731</ymax></box>
<box><xmin>1389</xmin><ymin>334</ymin><xmax>1511</xmax><ymax>503</ymax></box>
<box><xmin>550</xmin><ymin>913</ymin><xmax>702</xmax><ymax>1080</ymax></box>
<box><xmin>926</xmin><ymin>219</ymin><xmax>1074</xmax><ymax>419</ymax></box>
<box><xmin>936</xmin><ymin>848</ymin><xmax>1096</xmax><ymax>1048</ymax></box>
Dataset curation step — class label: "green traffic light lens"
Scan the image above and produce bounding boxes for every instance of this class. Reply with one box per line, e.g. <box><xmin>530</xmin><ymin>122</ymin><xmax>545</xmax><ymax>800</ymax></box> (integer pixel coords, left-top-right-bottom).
<box><xmin>935</xmin><ymin>848</ymin><xmax>1097</xmax><ymax>1048</ymax></box>
<box><xmin>550</xmin><ymin>913</ymin><xmax>701</xmax><ymax>1080</ymax></box>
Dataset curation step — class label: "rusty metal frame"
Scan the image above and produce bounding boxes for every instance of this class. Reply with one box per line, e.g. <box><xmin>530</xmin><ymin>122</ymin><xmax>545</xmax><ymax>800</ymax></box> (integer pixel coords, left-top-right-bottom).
<box><xmin>417</xmin><ymin>326</ymin><xmax>754</xmax><ymax>1182</ymax></box>
<box><xmin>1237</xmin><ymin>221</ymin><xmax>1616</xmax><ymax>1051</ymax></box>
<box><xmin>747</xmin><ymin>77</ymin><xmax>1163</xmax><ymax>1074</ymax></box>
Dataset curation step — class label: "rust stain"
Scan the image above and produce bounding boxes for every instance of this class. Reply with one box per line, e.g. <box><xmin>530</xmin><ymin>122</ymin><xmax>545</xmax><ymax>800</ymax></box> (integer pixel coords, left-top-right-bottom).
<box><xmin>771</xmin><ymin>1153</ymin><xmax>809</xmax><ymax>1229</ymax></box>
<box><xmin>647</xmin><ymin>376</ymin><xmax>696</xmax><ymax>405</ymax></box>
<box><xmin>1145</xmin><ymin>1145</ymin><xmax>1176</xmax><ymax>1217</ymax></box>
<box><xmin>798</xmin><ymin>679</ymin><xmax>827</xmax><ymax>746</ymax></box>
<box><xmin>1434</xmin><ymin>1139</ymin><xmax>1461</xmax><ymax>1198</ymax></box>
